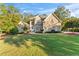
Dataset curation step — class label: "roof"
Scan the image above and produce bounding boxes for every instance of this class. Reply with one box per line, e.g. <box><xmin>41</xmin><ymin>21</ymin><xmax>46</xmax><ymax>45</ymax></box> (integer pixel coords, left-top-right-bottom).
<box><xmin>44</xmin><ymin>13</ymin><xmax>61</xmax><ymax>23</ymax></box>
<box><xmin>52</xmin><ymin>13</ymin><xmax>62</xmax><ymax>23</ymax></box>
<box><xmin>30</xmin><ymin>13</ymin><xmax>62</xmax><ymax>23</ymax></box>
<box><xmin>30</xmin><ymin>15</ymin><xmax>47</xmax><ymax>21</ymax></box>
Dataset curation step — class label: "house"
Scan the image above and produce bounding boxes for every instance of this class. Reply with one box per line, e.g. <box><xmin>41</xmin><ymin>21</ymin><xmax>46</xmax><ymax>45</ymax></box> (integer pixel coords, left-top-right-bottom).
<box><xmin>30</xmin><ymin>15</ymin><xmax>45</xmax><ymax>33</ymax></box>
<box><xmin>43</xmin><ymin>13</ymin><xmax>61</xmax><ymax>32</ymax></box>
<box><xmin>30</xmin><ymin>13</ymin><xmax>61</xmax><ymax>33</ymax></box>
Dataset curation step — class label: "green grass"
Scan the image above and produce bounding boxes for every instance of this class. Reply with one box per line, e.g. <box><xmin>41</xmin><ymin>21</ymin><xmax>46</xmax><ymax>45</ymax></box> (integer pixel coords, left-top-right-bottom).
<box><xmin>0</xmin><ymin>33</ymin><xmax>79</xmax><ymax>56</ymax></box>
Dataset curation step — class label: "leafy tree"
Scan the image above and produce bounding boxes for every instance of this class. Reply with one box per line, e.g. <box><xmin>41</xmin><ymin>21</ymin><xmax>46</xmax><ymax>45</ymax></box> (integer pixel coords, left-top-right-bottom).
<box><xmin>0</xmin><ymin>4</ymin><xmax>19</xmax><ymax>14</ymax></box>
<box><xmin>0</xmin><ymin>4</ymin><xmax>20</xmax><ymax>33</ymax></box>
<box><xmin>23</xmin><ymin>13</ymin><xmax>34</xmax><ymax>23</ymax></box>
<box><xmin>8</xmin><ymin>5</ymin><xmax>19</xmax><ymax>14</ymax></box>
<box><xmin>54</xmin><ymin>6</ymin><xmax>71</xmax><ymax>20</ymax></box>
<box><xmin>0</xmin><ymin>4</ymin><xmax>8</xmax><ymax>14</ymax></box>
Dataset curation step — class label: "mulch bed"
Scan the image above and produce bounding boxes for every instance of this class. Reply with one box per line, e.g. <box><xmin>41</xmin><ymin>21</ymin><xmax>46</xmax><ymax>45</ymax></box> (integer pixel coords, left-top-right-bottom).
<box><xmin>63</xmin><ymin>32</ymin><xmax>79</xmax><ymax>35</ymax></box>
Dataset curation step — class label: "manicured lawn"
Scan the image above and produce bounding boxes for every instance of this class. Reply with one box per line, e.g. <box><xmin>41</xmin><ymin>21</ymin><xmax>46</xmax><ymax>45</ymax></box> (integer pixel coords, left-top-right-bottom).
<box><xmin>0</xmin><ymin>33</ymin><xmax>79</xmax><ymax>56</ymax></box>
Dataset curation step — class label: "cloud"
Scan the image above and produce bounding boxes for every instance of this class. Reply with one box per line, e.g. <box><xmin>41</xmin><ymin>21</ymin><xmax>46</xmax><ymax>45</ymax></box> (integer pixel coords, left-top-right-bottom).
<box><xmin>65</xmin><ymin>4</ymin><xmax>79</xmax><ymax>17</ymax></box>
<box><xmin>18</xmin><ymin>3</ymin><xmax>79</xmax><ymax>17</ymax></box>
<box><xmin>65</xmin><ymin>4</ymin><xmax>79</xmax><ymax>11</ymax></box>
<box><xmin>36</xmin><ymin>4</ymin><xmax>79</xmax><ymax>17</ymax></box>
<box><xmin>21</xmin><ymin>10</ymin><xmax>33</xmax><ymax>14</ymax></box>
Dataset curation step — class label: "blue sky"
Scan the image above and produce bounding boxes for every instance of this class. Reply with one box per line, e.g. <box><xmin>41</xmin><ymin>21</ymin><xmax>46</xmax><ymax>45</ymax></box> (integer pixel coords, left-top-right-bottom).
<box><xmin>5</xmin><ymin>3</ymin><xmax>79</xmax><ymax>17</ymax></box>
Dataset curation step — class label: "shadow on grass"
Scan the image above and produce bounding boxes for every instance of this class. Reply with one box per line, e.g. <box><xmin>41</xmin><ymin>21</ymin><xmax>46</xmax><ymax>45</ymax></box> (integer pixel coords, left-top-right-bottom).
<box><xmin>4</xmin><ymin>34</ymin><xmax>79</xmax><ymax>56</ymax></box>
<box><xmin>4</xmin><ymin>34</ymin><xmax>29</xmax><ymax>47</ymax></box>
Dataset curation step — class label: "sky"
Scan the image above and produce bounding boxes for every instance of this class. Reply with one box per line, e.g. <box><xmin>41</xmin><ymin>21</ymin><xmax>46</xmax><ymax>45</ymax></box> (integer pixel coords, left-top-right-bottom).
<box><xmin>5</xmin><ymin>3</ymin><xmax>79</xmax><ymax>17</ymax></box>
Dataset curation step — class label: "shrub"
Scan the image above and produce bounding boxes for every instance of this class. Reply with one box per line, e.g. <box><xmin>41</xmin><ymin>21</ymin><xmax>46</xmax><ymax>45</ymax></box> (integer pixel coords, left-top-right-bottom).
<box><xmin>10</xmin><ymin>27</ymin><xmax>18</xmax><ymax>35</ymax></box>
<box><xmin>62</xmin><ymin>18</ymin><xmax>79</xmax><ymax>32</ymax></box>
<box><xmin>67</xmin><ymin>28</ymin><xmax>79</xmax><ymax>32</ymax></box>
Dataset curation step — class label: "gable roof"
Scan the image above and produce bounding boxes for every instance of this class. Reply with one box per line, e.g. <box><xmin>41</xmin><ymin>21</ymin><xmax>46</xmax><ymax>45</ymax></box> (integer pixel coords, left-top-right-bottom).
<box><xmin>44</xmin><ymin>13</ymin><xmax>61</xmax><ymax>23</ymax></box>
<box><xmin>30</xmin><ymin>15</ymin><xmax>47</xmax><ymax>21</ymax></box>
<box><xmin>53</xmin><ymin>13</ymin><xmax>62</xmax><ymax>23</ymax></box>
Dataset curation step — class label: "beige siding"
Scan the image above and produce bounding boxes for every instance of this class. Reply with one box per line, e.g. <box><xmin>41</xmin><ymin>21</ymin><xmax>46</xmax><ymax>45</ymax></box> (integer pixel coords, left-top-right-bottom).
<box><xmin>43</xmin><ymin>14</ymin><xmax>61</xmax><ymax>32</ymax></box>
<box><xmin>30</xmin><ymin>14</ymin><xmax>61</xmax><ymax>33</ymax></box>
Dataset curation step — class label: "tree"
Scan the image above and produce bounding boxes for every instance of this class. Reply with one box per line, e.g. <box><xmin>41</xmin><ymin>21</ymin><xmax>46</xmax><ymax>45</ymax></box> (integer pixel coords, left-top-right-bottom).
<box><xmin>0</xmin><ymin>4</ymin><xmax>20</xmax><ymax>33</ymax></box>
<box><xmin>54</xmin><ymin>6</ymin><xmax>71</xmax><ymax>20</ymax></box>
<box><xmin>8</xmin><ymin>5</ymin><xmax>19</xmax><ymax>14</ymax></box>
<box><xmin>0</xmin><ymin>4</ymin><xmax>19</xmax><ymax>14</ymax></box>
<box><xmin>23</xmin><ymin>13</ymin><xmax>34</xmax><ymax>23</ymax></box>
<box><xmin>0</xmin><ymin>4</ymin><xmax>8</xmax><ymax>14</ymax></box>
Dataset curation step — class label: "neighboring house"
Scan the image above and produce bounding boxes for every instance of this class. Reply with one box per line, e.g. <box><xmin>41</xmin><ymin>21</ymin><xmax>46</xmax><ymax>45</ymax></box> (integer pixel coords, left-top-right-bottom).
<box><xmin>30</xmin><ymin>13</ymin><xmax>61</xmax><ymax>33</ymax></box>
<box><xmin>17</xmin><ymin>21</ymin><xmax>29</xmax><ymax>33</ymax></box>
